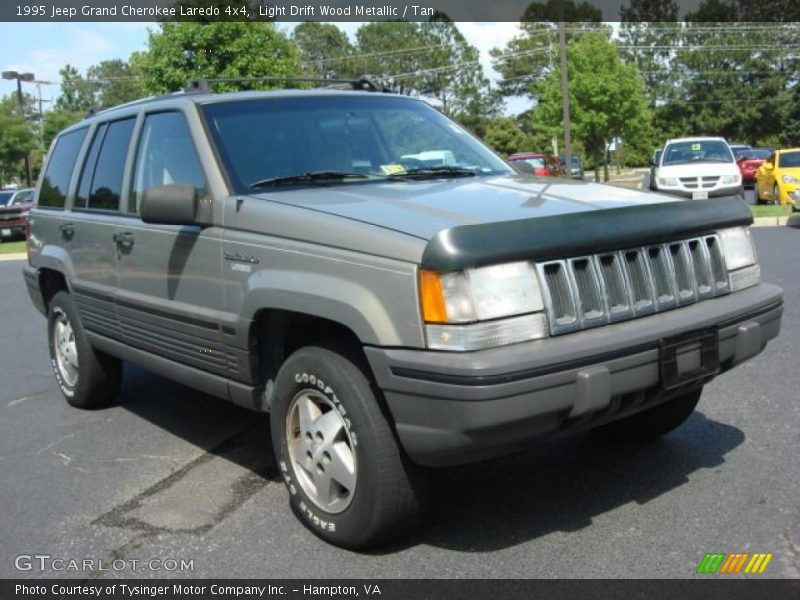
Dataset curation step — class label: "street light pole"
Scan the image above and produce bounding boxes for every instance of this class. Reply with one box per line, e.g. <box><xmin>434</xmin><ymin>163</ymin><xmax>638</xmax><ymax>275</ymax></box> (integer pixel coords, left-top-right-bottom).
<box><xmin>2</xmin><ymin>70</ymin><xmax>35</xmax><ymax>187</ymax></box>
<box><xmin>558</xmin><ymin>19</ymin><xmax>572</xmax><ymax>179</ymax></box>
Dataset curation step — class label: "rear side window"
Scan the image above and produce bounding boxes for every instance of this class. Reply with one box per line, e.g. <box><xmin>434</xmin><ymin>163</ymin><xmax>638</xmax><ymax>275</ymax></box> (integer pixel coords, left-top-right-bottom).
<box><xmin>75</xmin><ymin>118</ymin><xmax>135</xmax><ymax>212</ymax></box>
<box><xmin>130</xmin><ymin>112</ymin><xmax>207</xmax><ymax>214</ymax></box>
<box><xmin>38</xmin><ymin>128</ymin><xmax>88</xmax><ymax>208</ymax></box>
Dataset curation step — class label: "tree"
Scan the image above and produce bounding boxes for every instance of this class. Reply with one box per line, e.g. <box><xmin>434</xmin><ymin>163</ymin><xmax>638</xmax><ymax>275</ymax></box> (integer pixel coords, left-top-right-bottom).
<box><xmin>490</xmin><ymin>0</ymin><xmax>603</xmax><ymax>99</ymax></box>
<box><xmin>42</xmin><ymin>108</ymin><xmax>84</xmax><ymax>150</ymax></box>
<box><xmin>533</xmin><ymin>33</ymin><xmax>652</xmax><ymax>181</ymax></box>
<box><xmin>484</xmin><ymin>117</ymin><xmax>529</xmax><ymax>156</ymax></box>
<box><xmin>54</xmin><ymin>65</ymin><xmax>95</xmax><ymax>112</ymax></box>
<box><xmin>0</xmin><ymin>98</ymin><xmax>36</xmax><ymax>185</ymax></box>
<box><xmin>140</xmin><ymin>22</ymin><xmax>299</xmax><ymax>93</ymax></box>
<box><xmin>87</xmin><ymin>58</ymin><xmax>147</xmax><ymax>107</ymax></box>
<box><xmin>293</xmin><ymin>22</ymin><xmax>356</xmax><ymax>80</ymax></box>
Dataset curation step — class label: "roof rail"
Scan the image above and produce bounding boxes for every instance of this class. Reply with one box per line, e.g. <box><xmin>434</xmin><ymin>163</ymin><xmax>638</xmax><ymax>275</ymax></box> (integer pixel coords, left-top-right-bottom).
<box><xmin>184</xmin><ymin>76</ymin><xmax>392</xmax><ymax>93</ymax></box>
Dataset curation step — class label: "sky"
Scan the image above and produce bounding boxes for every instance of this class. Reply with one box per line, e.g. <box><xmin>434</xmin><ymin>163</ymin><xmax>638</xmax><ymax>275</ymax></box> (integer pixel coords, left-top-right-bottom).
<box><xmin>0</xmin><ymin>21</ymin><xmax>526</xmax><ymax>113</ymax></box>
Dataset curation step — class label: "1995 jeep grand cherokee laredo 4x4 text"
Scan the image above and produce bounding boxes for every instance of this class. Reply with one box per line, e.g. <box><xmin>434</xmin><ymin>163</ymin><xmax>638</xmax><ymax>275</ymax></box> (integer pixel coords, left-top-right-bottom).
<box><xmin>23</xmin><ymin>84</ymin><xmax>783</xmax><ymax>549</ymax></box>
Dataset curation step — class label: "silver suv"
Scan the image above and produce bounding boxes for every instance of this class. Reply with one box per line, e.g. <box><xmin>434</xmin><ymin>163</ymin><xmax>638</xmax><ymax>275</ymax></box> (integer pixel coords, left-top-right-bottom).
<box><xmin>23</xmin><ymin>85</ymin><xmax>783</xmax><ymax>549</ymax></box>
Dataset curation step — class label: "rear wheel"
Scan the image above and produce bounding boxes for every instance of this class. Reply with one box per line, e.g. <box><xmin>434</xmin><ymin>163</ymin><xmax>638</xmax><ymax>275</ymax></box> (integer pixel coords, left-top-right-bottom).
<box><xmin>594</xmin><ymin>387</ymin><xmax>702</xmax><ymax>443</ymax></box>
<box><xmin>271</xmin><ymin>342</ymin><xmax>425</xmax><ymax>549</ymax></box>
<box><xmin>47</xmin><ymin>291</ymin><xmax>121</xmax><ymax>409</ymax></box>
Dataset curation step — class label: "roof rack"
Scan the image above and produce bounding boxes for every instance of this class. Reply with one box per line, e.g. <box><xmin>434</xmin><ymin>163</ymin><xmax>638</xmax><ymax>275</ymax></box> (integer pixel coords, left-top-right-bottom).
<box><xmin>184</xmin><ymin>76</ymin><xmax>392</xmax><ymax>93</ymax></box>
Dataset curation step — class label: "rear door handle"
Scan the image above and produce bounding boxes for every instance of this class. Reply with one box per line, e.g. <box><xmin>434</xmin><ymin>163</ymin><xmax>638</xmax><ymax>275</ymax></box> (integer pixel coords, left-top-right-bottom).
<box><xmin>113</xmin><ymin>231</ymin><xmax>135</xmax><ymax>248</ymax></box>
<box><xmin>58</xmin><ymin>222</ymin><xmax>74</xmax><ymax>237</ymax></box>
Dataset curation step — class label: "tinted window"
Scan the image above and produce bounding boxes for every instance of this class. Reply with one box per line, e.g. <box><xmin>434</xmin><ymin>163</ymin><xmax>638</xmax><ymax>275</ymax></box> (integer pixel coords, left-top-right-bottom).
<box><xmin>778</xmin><ymin>151</ymin><xmax>800</xmax><ymax>168</ymax></box>
<box><xmin>86</xmin><ymin>118</ymin><xmax>135</xmax><ymax>211</ymax></box>
<box><xmin>38</xmin><ymin>128</ymin><xmax>89</xmax><ymax>208</ymax></box>
<box><xmin>130</xmin><ymin>112</ymin><xmax>207</xmax><ymax>213</ymax></box>
<box><xmin>0</xmin><ymin>192</ymin><xmax>12</xmax><ymax>206</ymax></box>
<box><xmin>75</xmin><ymin>123</ymin><xmax>108</xmax><ymax>209</ymax></box>
<box><xmin>13</xmin><ymin>190</ymin><xmax>34</xmax><ymax>203</ymax></box>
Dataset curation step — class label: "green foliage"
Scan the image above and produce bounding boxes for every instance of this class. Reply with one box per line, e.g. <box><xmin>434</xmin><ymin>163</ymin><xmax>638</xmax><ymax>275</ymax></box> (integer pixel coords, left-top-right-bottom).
<box><xmin>293</xmin><ymin>22</ymin><xmax>356</xmax><ymax>80</ymax></box>
<box><xmin>0</xmin><ymin>98</ymin><xmax>36</xmax><ymax>185</ymax></box>
<box><xmin>42</xmin><ymin>108</ymin><xmax>84</xmax><ymax>150</ymax></box>
<box><xmin>140</xmin><ymin>22</ymin><xmax>299</xmax><ymax>93</ymax></box>
<box><xmin>484</xmin><ymin>117</ymin><xmax>530</xmax><ymax>156</ymax></box>
<box><xmin>533</xmin><ymin>33</ymin><xmax>652</xmax><ymax>180</ymax></box>
<box><xmin>87</xmin><ymin>58</ymin><xmax>147</xmax><ymax>107</ymax></box>
<box><xmin>54</xmin><ymin>65</ymin><xmax>95</xmax><ymax>112</ymax></box>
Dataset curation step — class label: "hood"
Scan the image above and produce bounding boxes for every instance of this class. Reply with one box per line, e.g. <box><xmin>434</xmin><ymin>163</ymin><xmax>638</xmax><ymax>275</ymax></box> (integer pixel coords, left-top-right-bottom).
<box><xmin>777</xmin><ymin>166</ymin><xmax>800</xmax><ymax>177</ymax></box>
<box><xmin>249</xmin><ymin>174</ymin><xmax>678</xmax><ymax>240</ymax></box>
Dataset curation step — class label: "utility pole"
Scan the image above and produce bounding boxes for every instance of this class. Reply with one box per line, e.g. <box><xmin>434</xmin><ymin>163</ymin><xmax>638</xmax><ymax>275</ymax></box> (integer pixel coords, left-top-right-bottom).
<box><xmin>558</xmin><ymin>18</ymin><xmax>572</xmax><ymax>179</ymax></box>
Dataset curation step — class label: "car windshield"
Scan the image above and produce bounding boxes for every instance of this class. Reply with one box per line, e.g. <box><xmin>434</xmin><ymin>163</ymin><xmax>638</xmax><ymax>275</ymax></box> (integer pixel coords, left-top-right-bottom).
<box><xmin>202</xmin><ymin>95</ymin><xmax>512</xmax><ymax>192</ymax></box>
<box><xmin>662</xmin><ymin>140</ymin><xmax>734</xmax><ymax>165</ymax></box>
<box><xmin>512</xmin><ymin>157</ymin><xmax>546</xmax><ymax>169</ymax></box>
<box><xmin>778</xmin><ymin>151</ymin><xmax>800</xmax><ymax>168</ymax></box>
<box><xmin>0</xmin><ymin>192</ymin><xmax>13</xmax><ymax>206</ymax></box>
<box><xmin>741</xmin><ymin>149</ymin><xmax>771</xmax><ymax>160</ymax></box>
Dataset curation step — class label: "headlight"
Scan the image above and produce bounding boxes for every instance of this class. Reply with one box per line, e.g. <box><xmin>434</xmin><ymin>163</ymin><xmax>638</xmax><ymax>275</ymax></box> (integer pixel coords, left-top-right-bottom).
<box><xmin>419</xmin><ymin>261</ymin><xmax>548</xmax><ymax>350</ymax></box>
<box><xmin>658</xmin><ymin>177</ymin><xmax>678</xmax><ymax>186</ymax></box>
<box><xmin>721</xmin><ymin>174</ymin><xmax>740</xmax><ymax>184</ymax></box>
<box><xmin>782</xmin><ymin>175</ymin><xmax>800</xmax><ymax>184</ymax></box>
<box><xmin>718</xmin><ymin>227</ymin><xmax>760</xmax><ymax>291</ymax></box>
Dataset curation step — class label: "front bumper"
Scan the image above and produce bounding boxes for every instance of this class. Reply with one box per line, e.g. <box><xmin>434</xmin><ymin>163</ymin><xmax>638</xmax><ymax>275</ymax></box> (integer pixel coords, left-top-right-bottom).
<box><xmin>657</xmin><ymin>184</ymin><xmax>743</xmax><ymax>199</ymax></box>
<box><xmin>366</xmin><ymin>283</ymin><xmax>783</xmax><ymax>467</ymax></box>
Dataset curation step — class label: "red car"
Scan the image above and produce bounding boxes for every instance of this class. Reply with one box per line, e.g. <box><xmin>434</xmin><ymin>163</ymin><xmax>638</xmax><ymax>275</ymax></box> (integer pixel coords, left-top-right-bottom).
<box><xmin>0</xmin><ymin>188</ymin><xmax>35</xmax><ymax>241</ymax></box>
<box><xmin>508</xmin><ymin>153</ymin><xmax>565</xmax><ymax>177</ymax></box>
<box><xmin>736</xmin><ymin>148</ymin><xmax>773</xmax><ymax>189</ymax></box>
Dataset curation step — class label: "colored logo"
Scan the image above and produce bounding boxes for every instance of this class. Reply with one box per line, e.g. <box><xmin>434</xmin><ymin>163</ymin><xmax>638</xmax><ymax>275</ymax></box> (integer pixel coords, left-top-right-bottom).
<box><xmin>696</xmin><ymin>552</ymin><xmax>773</xmax><ymax>574</ymax></box>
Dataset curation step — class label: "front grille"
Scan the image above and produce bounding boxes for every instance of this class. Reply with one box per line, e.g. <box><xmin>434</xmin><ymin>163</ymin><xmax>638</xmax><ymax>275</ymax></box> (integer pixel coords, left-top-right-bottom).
<box><xmin>536</xmin><ymin>234</ymin><xmax>730</xmax><ymax>335</ymax></box>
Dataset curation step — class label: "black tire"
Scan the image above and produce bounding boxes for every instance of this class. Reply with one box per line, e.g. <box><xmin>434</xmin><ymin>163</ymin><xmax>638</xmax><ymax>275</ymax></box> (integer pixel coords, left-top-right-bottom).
<box><xmin>271</xmin><ymin>342</ymin><xmax>425</xmax><ymax>549</ymax></box>
<box><xmin>594</xmin><ymin>387</ymin><xmax>703</xmax><ymax>443</ymax></box>
<box><xmin>47</xmin><ymin>291</ymin><xmax>121</xmax><ymax>409</ymax></box>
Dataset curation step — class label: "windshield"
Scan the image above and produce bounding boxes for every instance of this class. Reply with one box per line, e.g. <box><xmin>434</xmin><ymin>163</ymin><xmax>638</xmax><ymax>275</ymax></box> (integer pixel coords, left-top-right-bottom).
<box><xmin>662</xmin><ymin>140</ymin><xmax>734</xmax><ymax>165</ymax></box>
<box><xmin>202</xmin><ymin>95</ymin><xmax>512</xmax><ymax>192</ymax></box>
<box><xmin>741</xmin><ymin>149</ymin><xmax>771</xmax><ymax>160</ymax></box>
<box><xmin>512</xmin><ymin>157</ymin><xmax>546</xmax><ymax>169</ymax></box>
<box><xmin>778</xmin><ymin>151</ymin><xmax>800</xmax><ymax>168</ymax></box>
<box><xmin>0</xmin><ymin>192</ymin><xmax>13</xmax><ymax>206</ymax></box>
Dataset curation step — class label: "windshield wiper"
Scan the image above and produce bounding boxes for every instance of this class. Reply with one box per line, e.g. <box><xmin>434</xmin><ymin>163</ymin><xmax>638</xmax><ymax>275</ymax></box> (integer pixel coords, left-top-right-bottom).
<box><xmin>250</xmin><ymin>171</ymin><xmax>369</xmax><ymax>189</ymax></box>
<box><xmin>388</xmin><ymin>166</ymin><xmax>478</xmax><ymax>180</ymax></box>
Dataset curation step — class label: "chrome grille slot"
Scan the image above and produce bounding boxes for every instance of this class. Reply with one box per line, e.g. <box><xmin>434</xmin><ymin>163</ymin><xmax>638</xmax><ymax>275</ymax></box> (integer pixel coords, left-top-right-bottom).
<box><xmin>622</xmin><ymin>249</ymin><xmax>655</xmax><ymax>315</ymax></box>
<box><xmin>688</xmin><ymin>238</ymin><xmax>714</xmax><ymax>298</ymax></box>
<box><xmin>539</xmin><ymin>261</ymin><xmax>579</xmax><ymax>332</ymax></box>
<box><xmin>669</xmin><ymin>242</ymin><xmax>697</xmax><ymax>304</ymax></box>
<box><xmin>647</xmin><ymin>245</ymin><xmax>678</xmax><ymax>310</ymax></box>
<box><xmin>569</xmin><ymin>257</ymin><xmax>607</xmax><ymax>326</ymax></box>
<box><xmin>705</xmin><ymin>235</ymin><xmax>730</xmax><ymax>293</ymax></box>
<box><xmin>597</xmin><ymin>253</ymin><xmax>632</xmax><ymax>321</ymax></box>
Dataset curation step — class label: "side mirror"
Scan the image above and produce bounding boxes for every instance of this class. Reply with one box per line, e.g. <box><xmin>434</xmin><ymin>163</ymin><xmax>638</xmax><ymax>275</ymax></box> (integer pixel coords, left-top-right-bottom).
<box><xmin>140</xmin><ymin>185</ymin><xmax>205</xmax><ymax>226</ymax></box>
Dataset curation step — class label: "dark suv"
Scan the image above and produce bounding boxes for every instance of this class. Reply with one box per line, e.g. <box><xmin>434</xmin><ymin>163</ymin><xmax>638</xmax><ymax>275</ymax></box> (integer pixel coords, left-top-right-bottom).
<box><xmin>23</xmin><ymin>83</ymin><xmax>783</xmax><ymax>549</ymax></box>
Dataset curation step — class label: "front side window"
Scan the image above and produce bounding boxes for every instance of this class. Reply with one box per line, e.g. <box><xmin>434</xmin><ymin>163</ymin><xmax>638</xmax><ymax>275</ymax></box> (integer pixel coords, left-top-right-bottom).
<box><xmin>13</xmin><ymin>190</ymin><xmax>34</xmax><ymax>204</ymax></box>
<box><xmin>202</xmin><ymin>95</ymin><xmax>511</xmax><ymax>193</ymax></box>
<box><xmin>662</xmin><ymin>140</ymin><xmax>734</xmax><ymax>166</ymax></box>
<box><xmin>130</xmin><ymin>111</ymin><xmax>208</xmax><ymax>214</ymax></box>
<box><xmin>38</xmin><ymin>127</ymin><xmax>89</xmax><ymax>208</ymax></box>
<box><xmin>777</xmin><ymin>151</ymin><xmax>800</xmax><ymax>168</ymax></box>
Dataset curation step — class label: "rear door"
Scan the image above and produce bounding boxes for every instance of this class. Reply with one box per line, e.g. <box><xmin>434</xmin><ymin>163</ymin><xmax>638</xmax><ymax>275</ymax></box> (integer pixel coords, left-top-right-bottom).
<box><xmin>114</xmin><ymin>110</ymin><xmax>229</xmax><ymax>378</ymax></box>
<box><xmin>65</xmin><ymin>117</ymin><xmax>137</xmax><ymax>339</ymax></box>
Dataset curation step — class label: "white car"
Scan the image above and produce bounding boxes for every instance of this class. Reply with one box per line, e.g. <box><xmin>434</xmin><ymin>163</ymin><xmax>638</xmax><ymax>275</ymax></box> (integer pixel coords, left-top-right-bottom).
<box><xmin>653</xmin><ymin>137</ymin><xmax>743</xmax><ymax>199</ymax></box>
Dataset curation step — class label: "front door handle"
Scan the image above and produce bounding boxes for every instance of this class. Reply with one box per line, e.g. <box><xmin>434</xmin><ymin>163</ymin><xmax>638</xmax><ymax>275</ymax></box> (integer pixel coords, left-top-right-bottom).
<box><xmin>58</xmin><ymin>222</ymin><xmax>74</xmax><ymax>238</ymax></box>
<box><xmin>113</xmin><ymin>231</ymin><xmax>135</xmax><ymax>249</ymax></box>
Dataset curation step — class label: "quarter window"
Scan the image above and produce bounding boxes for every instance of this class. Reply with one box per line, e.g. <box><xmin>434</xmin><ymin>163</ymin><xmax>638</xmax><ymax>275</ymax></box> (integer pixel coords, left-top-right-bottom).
<box><xmin>130</xmin><ymin>112</ymin><xmax>208</xmax><ymax>214</ymax></box>
<box><xmin>38</xmin><ymin>128</ymin><xmax>89</xmax><ymax>208</ymax></box>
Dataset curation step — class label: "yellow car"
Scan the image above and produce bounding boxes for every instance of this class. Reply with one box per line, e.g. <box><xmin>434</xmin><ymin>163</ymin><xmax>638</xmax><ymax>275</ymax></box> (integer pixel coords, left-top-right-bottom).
<box><xmin>754</xmin><ymin>148</ymin><xmax>800</xmax><ymax>208</ymax></box>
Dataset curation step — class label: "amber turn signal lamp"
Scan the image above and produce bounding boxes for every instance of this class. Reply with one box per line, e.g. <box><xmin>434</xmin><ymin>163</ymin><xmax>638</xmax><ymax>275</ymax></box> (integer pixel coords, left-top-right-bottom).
<box><xmin>418</xmin><ymin>269</ymin><xmax>447</xmax><ymax>323</ymax></box>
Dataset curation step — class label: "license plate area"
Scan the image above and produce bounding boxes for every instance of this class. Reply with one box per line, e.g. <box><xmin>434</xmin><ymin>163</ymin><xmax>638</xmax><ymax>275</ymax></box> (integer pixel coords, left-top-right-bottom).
<box><xmin>659</xmin><ymin>328</ymin><xmax>719</xmax><ymax>390</ymax></box>
<box><xmin>692</xmin><ymin>190</ymin><xmax>709</xmax><ymax>200</ymax></box>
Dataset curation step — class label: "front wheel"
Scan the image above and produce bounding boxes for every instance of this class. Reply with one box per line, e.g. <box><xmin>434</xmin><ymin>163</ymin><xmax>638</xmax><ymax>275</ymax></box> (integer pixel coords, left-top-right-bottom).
<box><xmin>271</xmin><ymin>342</ymin><xmax>425</xmax><ymax>549</ymax></box>
<box><xmin>47</xmin><ymin>291</ymin><xmax>121</xmax><ymax>409</ymax></box>
<box><xmin>594</xmin><ymin>387</ymin><xmax>703</xmax><ymax>443</ymax></box>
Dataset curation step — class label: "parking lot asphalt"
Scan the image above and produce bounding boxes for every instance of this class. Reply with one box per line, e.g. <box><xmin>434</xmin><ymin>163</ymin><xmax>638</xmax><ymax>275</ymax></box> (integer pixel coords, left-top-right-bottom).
<box><xmin>0</xmin><ymin>227</ymin><xmax>798</xmax><ymax>580</ymax></box>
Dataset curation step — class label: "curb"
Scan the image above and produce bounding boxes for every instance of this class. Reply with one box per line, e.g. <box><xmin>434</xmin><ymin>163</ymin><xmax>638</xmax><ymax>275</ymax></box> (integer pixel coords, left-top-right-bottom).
<box><xmin>0</xmin><ymin>253</ymin><xmax>26</xmax><ymax>261</ymax></box>
<box><xmin>752</xmin><ymin>216</ymin><xmax>791</xmax><ymax>228</ymax></box>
